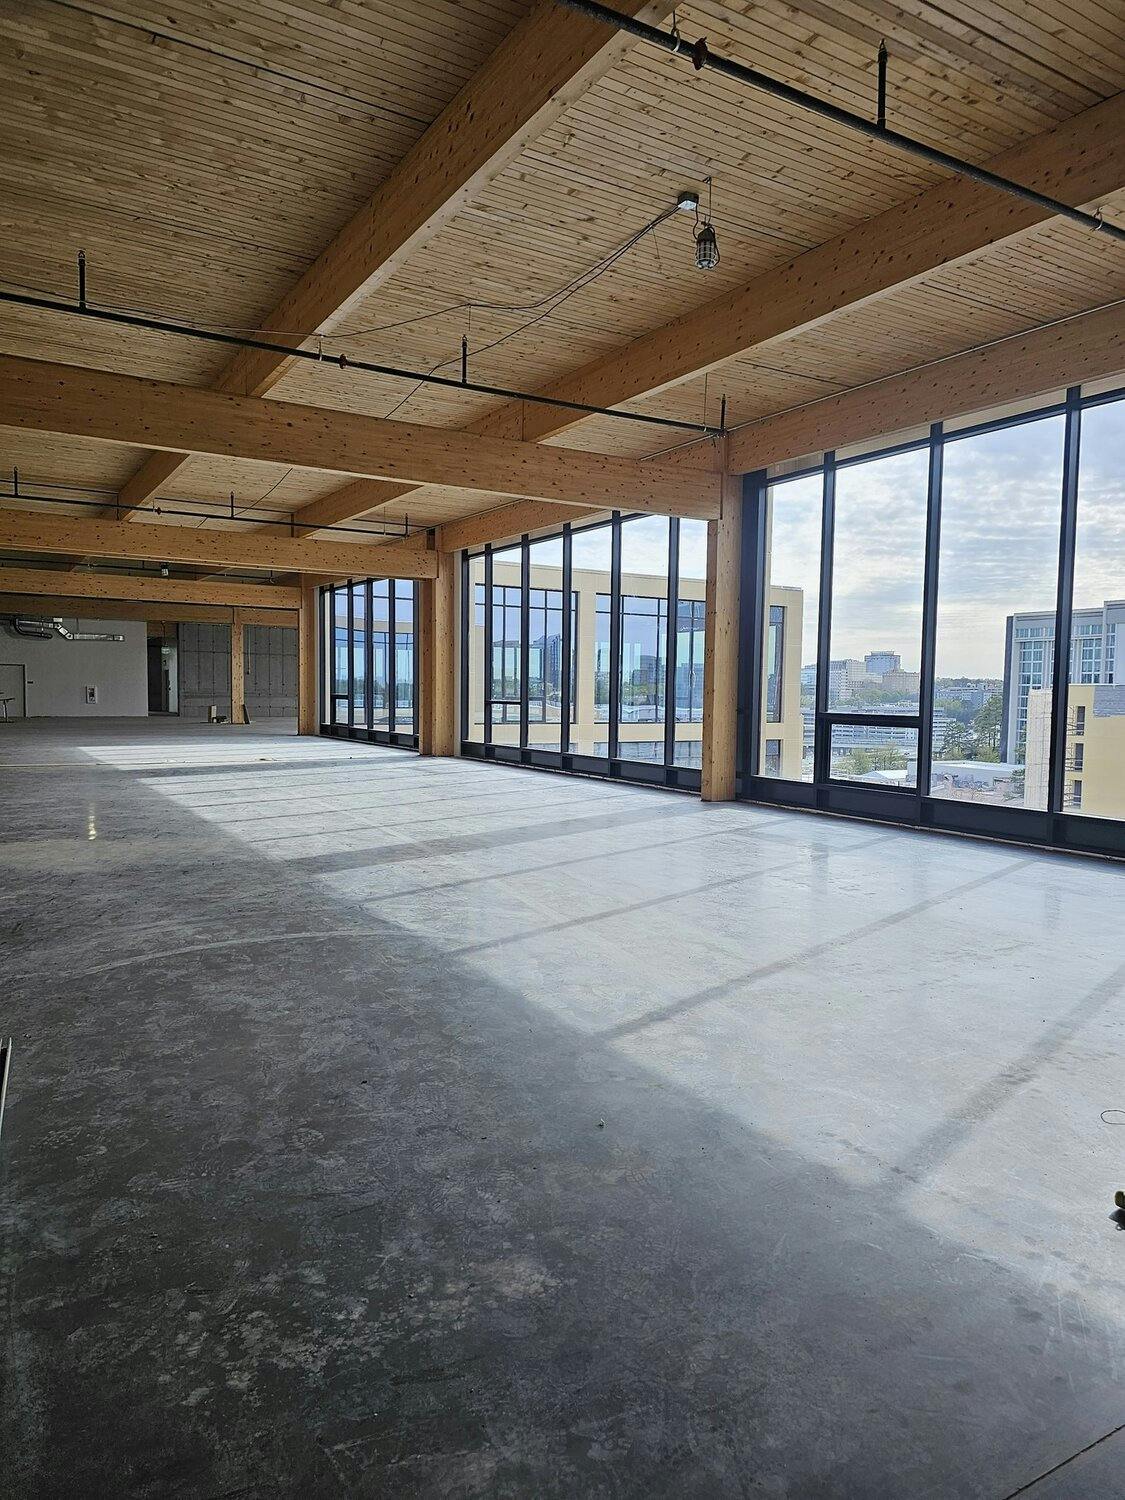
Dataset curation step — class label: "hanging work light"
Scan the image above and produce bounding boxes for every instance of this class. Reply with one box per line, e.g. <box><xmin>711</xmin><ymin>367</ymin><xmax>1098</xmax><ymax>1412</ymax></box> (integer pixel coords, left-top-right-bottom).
<box><xmin>694</xmin><ymin>220</ymin><xmax>719</xmax><ymax>269</ymax></box>
<box><xmin>692</xmin><ymin>176</ymin><xmax>719</xmax><ymax>269</ymax></box>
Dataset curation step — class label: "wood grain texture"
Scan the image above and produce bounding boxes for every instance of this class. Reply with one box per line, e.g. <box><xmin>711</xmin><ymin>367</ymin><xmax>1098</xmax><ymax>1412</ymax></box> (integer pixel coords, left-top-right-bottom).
<box><xmin>0</xmin><ymin>595</ymin><xmax>297</xmax><ymax>626</ymax></box>
<box><xmin>726</xmin><ymin>301</ymin><xmax>1125</xmax><ymax>472</ymax></box>
<box><xmin>700</xmin><ymin>476</ymin><xmax>743</xmax><ymax>803</ymax></box>
<box><xmin>297</xmin><ymin>575</ymin><xmax>319</xmax><ymax>735</ymax></box>
<box><xmin>109</xmin><ymin>0</ymin><xmax>674</xmax><ymax>509</ymax></box>
<box><xmin>418</xmin><ymin>551</ymin><xmax>457</xmax><ymax>756</ymax></box>
<box><xmin>0</xmin><ymin>567</ymin><xmax>301</xmax><ymax>607</ymax></box>
<box><xmin>0</xmin><ymin>504</ymin><xmax>439</xmax><ymax>580</ymax></box>
<box><xmin>0</xmin><ymin>356</ymin><xmax>719</xmax><ymax>518</ymax></box>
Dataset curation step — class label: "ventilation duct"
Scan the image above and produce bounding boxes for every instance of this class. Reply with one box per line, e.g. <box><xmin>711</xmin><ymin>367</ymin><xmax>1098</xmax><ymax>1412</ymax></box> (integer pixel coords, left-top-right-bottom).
<box><xmin>5</xmin><ymin>616</ymin><xmax>125</xmax><ymax>642</ymax></box>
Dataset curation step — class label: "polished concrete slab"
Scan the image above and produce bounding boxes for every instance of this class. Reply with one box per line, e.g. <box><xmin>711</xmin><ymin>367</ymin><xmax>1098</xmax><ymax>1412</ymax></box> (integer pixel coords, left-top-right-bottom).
<box><xmin>2</xmin><ymin>718</ymin><xmax>1124</xmax><ymax>1498</ymax></box>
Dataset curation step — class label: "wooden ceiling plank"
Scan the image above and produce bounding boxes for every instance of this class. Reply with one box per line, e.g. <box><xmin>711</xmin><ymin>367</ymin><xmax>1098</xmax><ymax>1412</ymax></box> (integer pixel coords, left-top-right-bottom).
<box><xmin>438</xmin><ymin>500</ymin><xmax>610</xmax><ymax>554</ymax></box>
<box><xmin>0</xmin><ymin>504</ymin><xmax>439</xmax><ymax>580</ymax></box>
<box><xmin>0</xmin><ymin>355</ymin><xmax>718</xmax><ymax>520</ymax></box>
<box><xmin>0</xmin><ymin>566</ymin><xmax>302</xmax><ymax>608</ymax></box>
<box><xmin>726</xmin><ymin>300</ymin><xmax>1125</xmax><ymax>473</ymax></box>
<box><xmin>511</xmin><ymin>88</ymin><xmax>1125</xmax><ymax>445</ymax></box>
<box><xmin>0</xmin><ymin>593</ymin><xmax>298</xmax><ymax>626</ymax></box>
<box><xmin>293</xmin><ymin>87</ymin><xmax>1125</xmax><ymax>534</ymax></box>
<box><xmin>110</xmin><ymin>0</ymin><xmax>675</xmax><ymax>513</ymax></box>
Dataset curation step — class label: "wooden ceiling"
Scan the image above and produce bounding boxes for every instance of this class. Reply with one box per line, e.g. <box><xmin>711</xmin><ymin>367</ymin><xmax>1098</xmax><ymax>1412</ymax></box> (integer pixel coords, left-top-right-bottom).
<box><xmin>2</xmin><ymin>0</ymin><xmax>1125</xmax><ymax>542</ymax></box>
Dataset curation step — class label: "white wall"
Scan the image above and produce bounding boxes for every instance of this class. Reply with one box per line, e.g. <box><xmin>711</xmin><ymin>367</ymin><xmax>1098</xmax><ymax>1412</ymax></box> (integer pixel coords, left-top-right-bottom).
<box><xmin>0</xmin><ymin>617</ymin><xmax>149</xmax><ymax>717</ymax></box>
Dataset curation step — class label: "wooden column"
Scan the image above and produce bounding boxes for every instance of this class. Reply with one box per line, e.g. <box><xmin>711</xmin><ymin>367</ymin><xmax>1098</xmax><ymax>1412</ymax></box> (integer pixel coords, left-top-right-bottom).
<box><xmin>297</xmin><ymin>577</ymin><xmax>319</xmax><ymax>736</ymax></box>
<box><xmin>418</xmin><ymin>550</ymin><xmax>457</xmax><ymax>756</ymax></box>
<box><xmin>230</xmin><ymin>609</ymin><xmax>246</xmax><ymax>724</ymax></box>
<box><xmin>701</xmin><ymin>474</ymin><xmax>743</xmax><ymax>802</ymax></box>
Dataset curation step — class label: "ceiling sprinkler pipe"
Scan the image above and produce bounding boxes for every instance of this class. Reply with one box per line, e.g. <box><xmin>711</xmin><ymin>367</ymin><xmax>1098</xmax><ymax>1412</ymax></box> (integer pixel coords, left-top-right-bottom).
<box><xmin>556</xmin><ymin>0</ymin><xmax>1125</xmax><ymax>245</ymax></box>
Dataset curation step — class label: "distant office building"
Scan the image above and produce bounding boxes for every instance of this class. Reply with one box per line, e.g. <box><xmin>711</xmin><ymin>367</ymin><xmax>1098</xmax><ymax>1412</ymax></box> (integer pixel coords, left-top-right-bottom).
<box><xmin>935</xmin><ymin>678</ymin><xmax>1000</xmax><ymax>713</ymax></box>
<box><xmin>879</xmin><ymin>668</ymin><xmax>920</xmax><ymax>696</ymax></box>
<box><xmin>1002</xmin><ymin>601</ymin><xmax>1125</xmax><ymax>758</ymax></box>
<box><xmin>864</xmin><ymin>651</ymin><xmax>900</xmax><ymax>677</ymax></box>
<box><xmin>827</xmin><ymin>658</ymin><xmax>870</xmax><ymax>705</ymax></box>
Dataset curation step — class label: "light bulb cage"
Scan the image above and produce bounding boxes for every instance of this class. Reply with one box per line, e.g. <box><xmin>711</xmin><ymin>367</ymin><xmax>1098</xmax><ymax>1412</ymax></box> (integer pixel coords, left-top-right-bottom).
<box><xmin>694</xmin><ymin>220</ymin><xmax>720</xmax><ymax>269</ymax></box>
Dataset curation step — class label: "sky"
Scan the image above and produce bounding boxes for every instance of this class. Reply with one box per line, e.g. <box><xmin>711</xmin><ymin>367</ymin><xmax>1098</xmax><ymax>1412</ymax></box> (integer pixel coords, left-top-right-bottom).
<box><xmin>769</xmin><ymin>399</ymin><xmax>1125</xmax><ymax>679</ymax></box>
<box><xmin>480</xmin><ymin>396</ymin><xmax>1125</xmax><ymax>686</ymax></box>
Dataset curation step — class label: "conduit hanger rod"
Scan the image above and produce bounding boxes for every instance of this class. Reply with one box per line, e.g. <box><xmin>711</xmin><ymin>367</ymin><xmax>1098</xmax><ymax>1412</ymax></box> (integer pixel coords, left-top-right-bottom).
<box><xmin>556</xmin><ymin>0</ymin><xmax>1125</xmax><ymax>245</ymax></box>
<box><xmin>0</xmin><ymin>486</ymin><xmax>419</xmax><ymax>540</ymax></box>
<box><xmin>0</xmin><ymin>288</ymin><xmax>726</xmax><ymax>439</ymax></box>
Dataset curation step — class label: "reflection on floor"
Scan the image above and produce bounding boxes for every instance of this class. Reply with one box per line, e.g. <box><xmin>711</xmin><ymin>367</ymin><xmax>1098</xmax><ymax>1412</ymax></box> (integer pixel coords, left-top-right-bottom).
<box><xmin>2</xmin><ymin>718</ymin><xmax>1124</xmax><ymax>1496</ymax></box>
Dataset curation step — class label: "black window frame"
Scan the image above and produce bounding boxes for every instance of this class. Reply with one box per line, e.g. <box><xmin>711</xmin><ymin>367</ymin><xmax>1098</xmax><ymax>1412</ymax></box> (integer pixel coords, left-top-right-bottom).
<box><xmin>460</xmin><ymin>511</ymin><xmax>703</xmax><ymax>791</ymax></box>
<box><xmin>320</xmin><ymin>576</ymin><xmax>420</xmax><ymax>750</ymax></box>
<box><xmin>738</xmin><ymin>382</ymin><xmax>1125</xmax><ymax>861</ymax></box>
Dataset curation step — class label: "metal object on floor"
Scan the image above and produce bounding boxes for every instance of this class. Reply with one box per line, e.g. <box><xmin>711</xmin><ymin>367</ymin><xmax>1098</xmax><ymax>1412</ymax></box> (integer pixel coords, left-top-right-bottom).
<box><xmin>0</xmin><ymin>1036</ymin><xmax>11</xmax><ymax>1144</ymax></box>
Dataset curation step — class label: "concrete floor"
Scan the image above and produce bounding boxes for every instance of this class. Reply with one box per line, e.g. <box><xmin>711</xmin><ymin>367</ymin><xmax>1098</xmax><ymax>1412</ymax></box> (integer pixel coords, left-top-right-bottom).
<box><xmin>2</xmin><ymin>718</ymin><xmax>1124</xmax><ymax>1498</ymax></box>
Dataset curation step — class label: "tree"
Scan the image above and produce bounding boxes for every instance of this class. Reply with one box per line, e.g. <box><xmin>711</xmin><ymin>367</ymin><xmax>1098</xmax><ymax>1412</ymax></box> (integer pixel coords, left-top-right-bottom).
<box><xmin>973</xmin><ymin>693</ymin><xmax>1003</xmax><ymax>753</ymax></box>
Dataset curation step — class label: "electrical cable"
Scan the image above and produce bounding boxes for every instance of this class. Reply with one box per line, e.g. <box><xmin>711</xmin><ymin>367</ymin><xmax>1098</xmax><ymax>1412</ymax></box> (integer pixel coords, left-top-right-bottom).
<box><xmin>556</xmin><ymin>0</ymin><xmax>1125</xmax><ymax>247</ymax></box>
<box><xmin>0</xmin><ymin>203</ymin><xmax>684</xmax><ymax>346</ymax></box>
<box><xmin>640</xmin><ymin>292</ymin><xmax>1125</xmax><ymax>461</ymax></box>
<box><xmin>0</xmin><ymin>486</ymin><xmax>413</xmax><ymax>539</ymax></box>
<box><xmin>0</xmin><ymin>287</ymin><xmax>723</xmax><ymax>437</ymax></box>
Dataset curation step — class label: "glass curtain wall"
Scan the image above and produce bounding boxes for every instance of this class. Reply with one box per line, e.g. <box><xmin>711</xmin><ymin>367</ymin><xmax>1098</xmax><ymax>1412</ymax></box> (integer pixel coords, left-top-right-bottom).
<box><xmin>462</xmin><ymin>513</ymin><xmax>702</xmax><ymax>787</ymax></box>
<box><xmin>322</xmin><ymin>576</ymin><xmax>420</xmax><ymax>748</ymax></box>
<box><xmin>1066</xmin><ymin>399</ymin><xmax>1125</xmax><ymax>821</ymax></box>
<box><xmin>746</xmin><ymin>384</ymin><xmax>1125</xmax><ymax>857</ymax></box>
<box><xmin>674</xmin><ymin>520</ymin><xmax>707</xmax><ymax>767</ymax></box>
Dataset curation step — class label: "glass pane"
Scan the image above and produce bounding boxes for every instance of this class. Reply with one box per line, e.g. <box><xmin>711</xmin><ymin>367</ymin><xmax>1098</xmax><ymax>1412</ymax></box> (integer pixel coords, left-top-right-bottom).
<box><xmin>1066</xmin><ymin>399</ymin><xmax>1125</xmax><ymax>820</ymax></box>
<box><xmin>619</xmin><ymin>515</ymin><xmax>669</xmax><ymax>763</ymax></box>
<box><xmin>673</xmin><ymin>519</ymin><xmax>707</xmax><ymax>767</ymax></box>
<box><xmin>466</xmin><ymin>556</ymin><xmax>485</xmax><ymax>743</ymax></box>
<box><xmin>489</xmin><ymin>546</ymin><xmax>522</xmax><ymax>744</ymax></box>
<box><xmin>830</xmin><ymin>448</ymin><xmax>928</xmax><ymax>715</ymax></box>
<box><xmin>760</xmin><ymin>474</ymin><xmax>821</xmax><ymax>780</ymax></box>
<box><xmin>931</xmin><ymin>415</ymin><xmax>1064</xmax><ymax>810</ymax></box>
<box><xmin>372</xmin><ymin>579</ymin><xmax>391</xmax><ymax>729</ymax></box>
<box><xmin>830</xmin><ymin>722</ymin><xmax>918</xmax><ymax>787</ymax></box>
<box><xmin>570</xmin><ymin>524</ymin><xmax>612</xmax><ymax>757</ymax></box>
<box><xmin>351</xmin><ymin>582</ymin><xmax>366</xmax><ymax>725</ymax></box>
<box><xmin>527</xmin><ymin>536</ymin><xmax>565</xmax><ymax>743</ymax></box>
<box><xmin>332</xmin><ymin>586</ymin><xmax>348</xmax><ymax>725</ymax></box>
<box><xmin>394</xmin><ymin>580</ymin><xmax>415</xmax><ymax>732</ymax></box>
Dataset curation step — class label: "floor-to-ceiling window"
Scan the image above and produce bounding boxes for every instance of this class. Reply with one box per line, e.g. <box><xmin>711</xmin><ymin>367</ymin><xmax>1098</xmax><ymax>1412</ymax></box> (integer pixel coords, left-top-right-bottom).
<box><xmin>826</xmin><ymin>445</ymin><xmax>929</xmax><ymax>789</ymax></box>
<box><xmin>758</xmin><ymin>473</ymin><xmax>821</xmax><ymax>782</ymax></box>
<box><xmin>461</xmin><ymin>513</ymin><xmax>700</xmax><ymax>788</ymax></box>
<box><xmin>394</xmin><ymin>580</ymin><xmax>415</xmax><ymax>733</ymax></box>
<box><xmin>673</xmin><ymin>519</ymin><xmax>707</xmax><ymax>768</ymax></box>
<box><xmin>321</xmin><ymin>576</ymin><xmax>420</xmax><ymax>748</ymax></box>
<box><xmin>1066</xmin><ymin>395</ymin><xmax>1125</xmax><ymax>822</ymax></box>
<box><xmin>932</xmin><ymin>413</ymin><xmax>1064</xmax><ymax>811</ymax></box>
<box><xmin>372</xmin><ymin>579</ymin><xmax>391</xmax><ymax>731</ymax></box>
<box><xmin>743</xmin><ymin>383</ymin><xmax>1125</xmax><ymax>858</ymax></box>
<box><xmin>619</xmin><ymin>515</ymin><xmax>669</xmax><ymax>765</ymax></box>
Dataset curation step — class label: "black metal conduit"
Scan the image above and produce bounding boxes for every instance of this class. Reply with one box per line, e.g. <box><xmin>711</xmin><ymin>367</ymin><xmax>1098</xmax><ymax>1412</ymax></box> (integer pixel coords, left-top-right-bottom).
<box><xmin>557</xmin><ymin>0</ymin><xmax>1125</xmax><ymax>247</ymax></box>
<box><xmin>0</xmin><ymin>485</ymin><xmax>414</xmax><ymax>539</ymax></box>
<box><xmin>0</xmin><ymin>288</ymin><xmax>723</xmax><ymax>438</ymax></box>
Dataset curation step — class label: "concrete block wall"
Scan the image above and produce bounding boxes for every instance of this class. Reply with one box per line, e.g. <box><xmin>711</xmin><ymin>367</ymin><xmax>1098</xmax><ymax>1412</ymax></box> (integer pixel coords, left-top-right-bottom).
<box><xmin>178</xmin><ymin>622</ymin><xmax>232</xmax><ymax>721</ymax></box>
<box><xmin>245</xmin><ymin>624</ymin><xmax>297</xmax><ymax>718</ymax></box>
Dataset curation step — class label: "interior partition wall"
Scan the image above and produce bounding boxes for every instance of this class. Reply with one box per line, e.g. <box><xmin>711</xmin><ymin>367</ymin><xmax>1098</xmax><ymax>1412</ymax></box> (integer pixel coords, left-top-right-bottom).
<box><xmin>461</xmin><ymin>512</ymin><xmax>707</xmax><ymax>789</ymax></box>
<box><xmin>740</xmin><ymin>382</ymin><xmax>1125</xmax><ymax>859</ymax></box>
<box><xmin>321</xmin><ymin>577</ymin><xmax>418</xmax><ymax>748</ymax></box>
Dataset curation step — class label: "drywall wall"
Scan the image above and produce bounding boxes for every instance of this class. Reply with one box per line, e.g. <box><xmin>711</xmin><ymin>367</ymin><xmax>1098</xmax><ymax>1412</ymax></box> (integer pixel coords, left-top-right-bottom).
<box><xmin>0</xmin><ymin>617</ymin><xmax>148</xmax><ymax>717</ymax></box>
